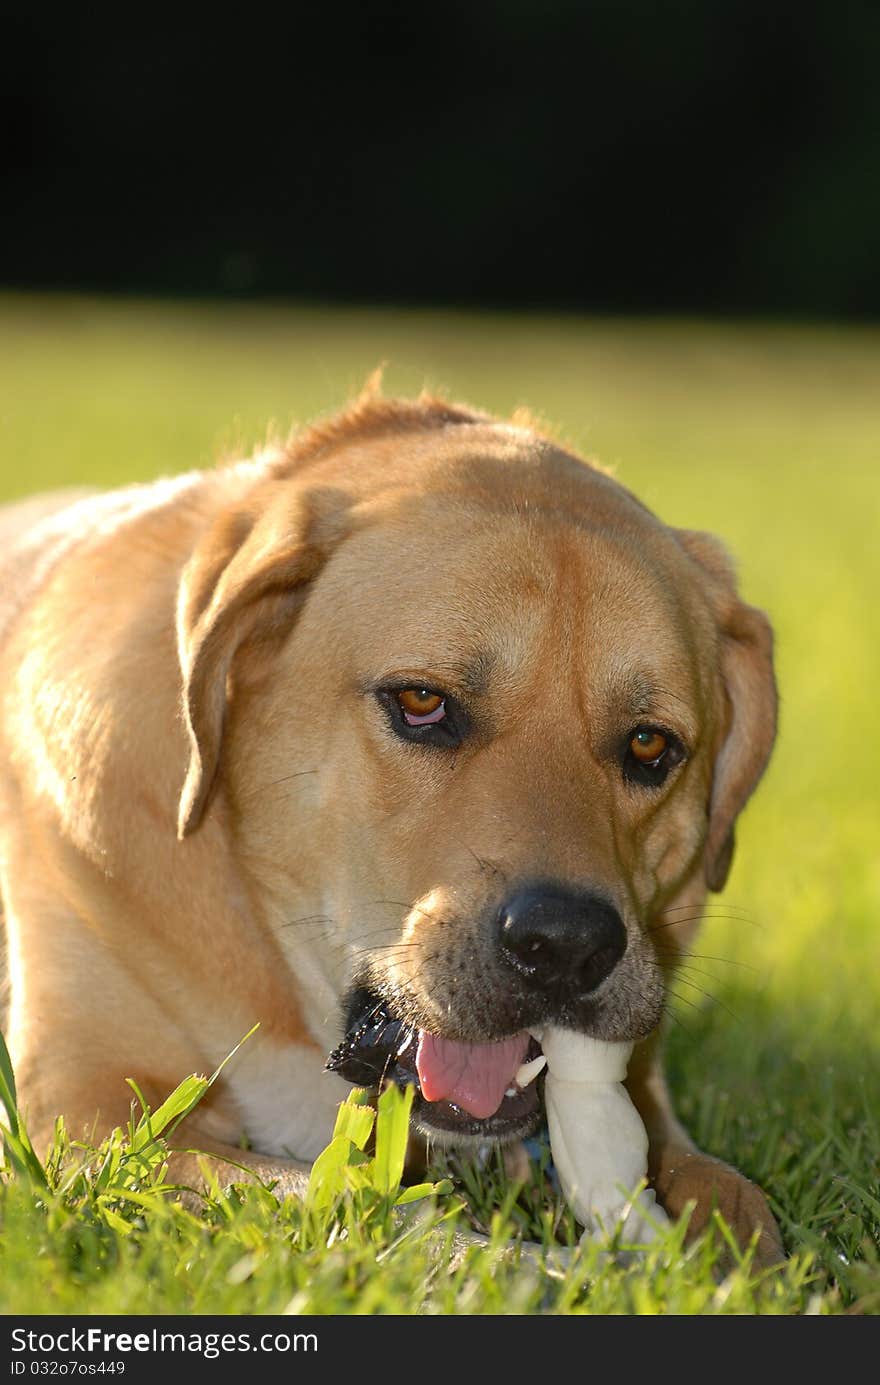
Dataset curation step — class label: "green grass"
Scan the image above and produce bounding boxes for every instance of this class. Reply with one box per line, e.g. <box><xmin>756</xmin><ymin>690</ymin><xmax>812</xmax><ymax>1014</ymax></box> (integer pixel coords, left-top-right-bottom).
<box><xmin>1</xmin><ymin>293</ymin><xmax>878</xmax><ymax>1315</ymax></box>
<box><xmin>0</xmin><ymin>1033</ymin><xmax>826</xmax><ymax>1315</ymax></box>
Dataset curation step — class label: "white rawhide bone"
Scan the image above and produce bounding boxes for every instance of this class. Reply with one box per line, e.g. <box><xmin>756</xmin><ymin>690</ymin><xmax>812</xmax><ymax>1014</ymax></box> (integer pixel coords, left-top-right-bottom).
<box><xmin>532</xmin><ymin>1026</ymin><xmax>669</xmax><ymax>1244</ymax></box>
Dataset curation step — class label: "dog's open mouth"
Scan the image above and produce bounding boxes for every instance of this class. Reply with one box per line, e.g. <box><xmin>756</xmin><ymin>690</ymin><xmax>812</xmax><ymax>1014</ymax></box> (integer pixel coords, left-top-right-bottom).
<box><xmin>325</xmin><ymin>989</ymin><xmax>545</xmax><ymax>1141</ymax></box>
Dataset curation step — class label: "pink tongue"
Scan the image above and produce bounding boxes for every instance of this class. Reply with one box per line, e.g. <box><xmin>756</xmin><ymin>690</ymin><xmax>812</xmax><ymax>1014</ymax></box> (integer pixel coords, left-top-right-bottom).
<box><xmin>415</xmin><ymin>1030</ymin><xmax>531</xmax><ymax>1119</ymax></box>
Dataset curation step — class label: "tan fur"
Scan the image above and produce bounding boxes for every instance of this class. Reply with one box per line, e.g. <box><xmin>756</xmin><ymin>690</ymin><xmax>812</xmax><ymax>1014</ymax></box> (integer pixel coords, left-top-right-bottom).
<box><xmin>0</xmin><ymin>393</ymin><xmax>781</xmax><ymax>1265</ymax></box>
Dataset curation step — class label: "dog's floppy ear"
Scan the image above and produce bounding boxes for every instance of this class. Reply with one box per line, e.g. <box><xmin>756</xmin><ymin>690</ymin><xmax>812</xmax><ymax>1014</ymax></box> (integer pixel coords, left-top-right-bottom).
<box><xmin>676</xmin><ymin>530</ymin><xmax>778</xmax><ymax>893</ymax></box>
<box><xmin>176</xmin><ymin>485</ymin><xmax>344</xmax><ymax>839</ymax></box>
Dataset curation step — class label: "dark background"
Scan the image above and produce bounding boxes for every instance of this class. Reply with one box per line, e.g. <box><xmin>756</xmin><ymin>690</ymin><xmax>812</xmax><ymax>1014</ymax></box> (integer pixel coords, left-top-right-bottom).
<box><xmin>3</xmin><ymin>1</ymin><xmax>879</xmax><ymax>316</ymax></box>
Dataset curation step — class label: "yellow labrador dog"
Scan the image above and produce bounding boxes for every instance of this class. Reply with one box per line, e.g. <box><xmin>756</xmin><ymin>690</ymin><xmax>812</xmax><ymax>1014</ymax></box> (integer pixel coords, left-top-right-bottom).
<box><xmin>0</xmin><ymin>390</ymin><xmax>782</xmax><ymax>1264</ymax></box>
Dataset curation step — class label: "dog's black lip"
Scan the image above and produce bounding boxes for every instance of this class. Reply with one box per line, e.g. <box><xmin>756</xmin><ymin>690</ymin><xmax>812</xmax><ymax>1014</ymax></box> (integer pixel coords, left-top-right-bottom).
<box><xmin>327</xmin><ymin>986</ymin><xmax>544</xmax><ymax>1141</ymax></box>
<box><xmin>411</xmin><ymin>1083</ymin><xmax>543</xmax><ymax>1142</ymax></box>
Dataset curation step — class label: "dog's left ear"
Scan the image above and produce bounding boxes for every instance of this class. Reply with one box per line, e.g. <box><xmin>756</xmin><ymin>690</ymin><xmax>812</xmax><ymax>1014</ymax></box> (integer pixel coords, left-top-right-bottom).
<box><xmin>675</xmin><ymin>530</ymin><xmax>778</xmax><ymax>893</ymax></box>
<box><xmin>175</xmin><ymin>484</ymin><xmax>346</xmax><ymax>839</ymax></box>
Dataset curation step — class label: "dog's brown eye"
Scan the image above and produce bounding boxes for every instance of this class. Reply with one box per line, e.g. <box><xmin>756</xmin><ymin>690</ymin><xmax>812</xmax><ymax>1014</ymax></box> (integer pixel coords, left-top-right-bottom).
<box><xmin>622</xmin><ymin>724</ymin><xmax>684</xmax><ymax>789</ymax></box>
<box><xmin>377</xmin><ymin>682</ymin><xmax>465</xmax><ymax>748</ymax></box>
<box><xmin>398</xmin><ymin>688</ymin><xmax>446</xmax><ymax>725</ymax></box>
<box><xmin>629</xmin><ymin>728</ymin><xmax>667</xmax><ymax>764</ymax></box>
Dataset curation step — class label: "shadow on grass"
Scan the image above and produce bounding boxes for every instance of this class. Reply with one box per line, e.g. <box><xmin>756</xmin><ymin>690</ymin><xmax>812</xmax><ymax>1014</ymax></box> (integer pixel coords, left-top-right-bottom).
<box><xmin>661</xmin><ymin>983</ymin><xmax>879</xmax><ymax>1304</ymax></box>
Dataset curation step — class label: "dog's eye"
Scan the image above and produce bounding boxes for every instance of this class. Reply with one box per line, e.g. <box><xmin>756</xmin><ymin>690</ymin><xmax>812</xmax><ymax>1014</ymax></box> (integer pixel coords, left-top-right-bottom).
<box><xmin>375</xmin><ymin>683</ymin><xmax>466</xmax><ymax>749</ymax></box>
<box><xmin>398</xmin><ymin>688</ymin><xmax>446</xmax><ymax>725</ymax></box>
<box><xmin>622</xmin><ymin>725</ymin><xmax>683</xmax><ymax>787</ymax></box>
<box><xmin>630</xmin><ymin>729</ymin><xmax>667</xmax><ymax>764</ymax></box>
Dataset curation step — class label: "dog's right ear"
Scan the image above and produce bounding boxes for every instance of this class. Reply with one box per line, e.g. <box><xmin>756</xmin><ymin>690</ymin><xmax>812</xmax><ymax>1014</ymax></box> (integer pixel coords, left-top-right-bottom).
<box><xmin>674</xmin><ymin>529</ymin><xmax>778</xmax><ymax>893</ymax></box>
<box><xmin>175</xmin><ymin>485</ymin><xmax>346</xmax><ymax>838</ymax></box>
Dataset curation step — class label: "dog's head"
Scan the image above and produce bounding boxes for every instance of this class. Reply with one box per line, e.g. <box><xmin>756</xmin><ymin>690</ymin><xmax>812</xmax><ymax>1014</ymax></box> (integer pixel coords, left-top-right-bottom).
<box><xmin>176</xmin><ymin>394</ymin><xmax>776</xmax><ymax>1143</ymax></box>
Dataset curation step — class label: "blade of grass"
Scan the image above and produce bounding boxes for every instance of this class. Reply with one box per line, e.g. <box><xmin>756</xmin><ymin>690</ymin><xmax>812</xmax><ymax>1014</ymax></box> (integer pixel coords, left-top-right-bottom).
<box><xmin>372</xmin><ymin>1082</ymin><xmax>414</xmax><ymax>1195</ymax></box>
<box><xmin>0</xmin><ymin>1028</ymin><xmax>48</xmax><ymax>1186</ymax></box>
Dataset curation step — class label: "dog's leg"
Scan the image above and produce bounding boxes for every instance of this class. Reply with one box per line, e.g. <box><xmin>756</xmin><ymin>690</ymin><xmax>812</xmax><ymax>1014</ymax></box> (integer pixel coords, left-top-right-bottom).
<box><xmin>167</xmin><ymin>1137</ymin><xmax>313</xmax><ymax>1202</ymax></box>
<box><xmin>626</xmin><ymin>1032</ymin><xmax>784</xmax><ymax>1269</ymax></box>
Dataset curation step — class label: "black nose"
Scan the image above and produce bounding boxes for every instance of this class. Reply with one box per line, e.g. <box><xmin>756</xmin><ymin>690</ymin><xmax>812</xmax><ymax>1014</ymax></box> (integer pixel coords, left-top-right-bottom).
<box><xmin>497</xmin><ymin>884</ymin><xmax>626</xmax><ymax>999</ymax></box>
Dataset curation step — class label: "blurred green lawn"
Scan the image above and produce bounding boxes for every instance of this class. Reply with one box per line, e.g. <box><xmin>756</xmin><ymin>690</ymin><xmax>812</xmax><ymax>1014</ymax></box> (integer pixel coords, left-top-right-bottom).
<box><xmin>1</xmin><ymin>293</ymin><xmax>878</xmax><ymax>1313</ymax></box>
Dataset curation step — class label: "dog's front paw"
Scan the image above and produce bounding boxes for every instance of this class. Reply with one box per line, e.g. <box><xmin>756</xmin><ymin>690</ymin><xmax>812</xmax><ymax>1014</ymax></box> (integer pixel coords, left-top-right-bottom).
<box><xmin>653</xmin><ymin>1150</ymin><xmax>784</xmax><ymax>1270</ymax></box>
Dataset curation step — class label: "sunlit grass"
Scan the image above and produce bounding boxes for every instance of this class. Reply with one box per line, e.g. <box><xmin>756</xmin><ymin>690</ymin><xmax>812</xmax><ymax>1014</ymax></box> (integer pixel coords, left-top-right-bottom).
<box><xmin>1</xmin><ymin>292</ymin><xmax>878</xmax><ymax>1314</ymax></box>
<box><xmin>0</xmin><ymin>1034</ymin><xmax>827</xmax><ymax>1315</ymax></box>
